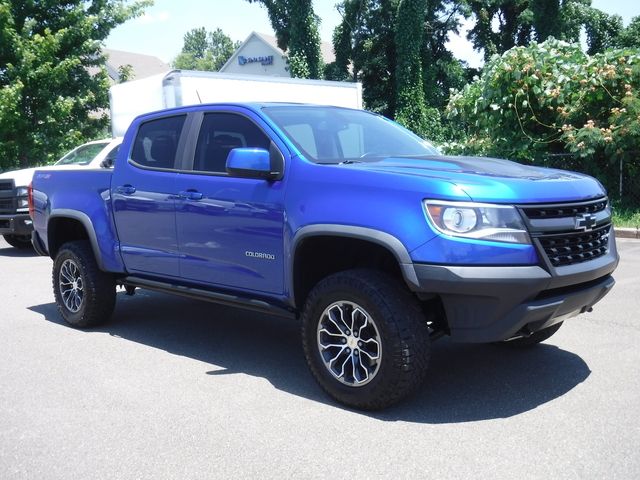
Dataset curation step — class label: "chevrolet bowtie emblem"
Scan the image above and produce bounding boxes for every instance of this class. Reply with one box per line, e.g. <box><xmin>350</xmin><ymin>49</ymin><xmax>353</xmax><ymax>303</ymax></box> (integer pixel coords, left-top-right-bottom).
<box><xmin>575</xmin><ymin>213</ymin><xmax>597</xmax><ymax>231</ymax></box>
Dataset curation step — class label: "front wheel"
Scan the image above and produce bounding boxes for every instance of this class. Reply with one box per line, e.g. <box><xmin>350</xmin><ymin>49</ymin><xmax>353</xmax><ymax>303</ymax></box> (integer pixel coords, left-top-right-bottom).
<box><xmin>3</xmin><ymin>234</ymin><xmax>32</xmax><ymax>249</ymax></box>
<box><xmin>52</xmin><ymin>241</ymin><xmax>116</xmax><ymax>328</ymax></box>
<box><xmin>301</xmin><ymin>269</ymin><xmax>430</xmax><ymax>410</ymax></box>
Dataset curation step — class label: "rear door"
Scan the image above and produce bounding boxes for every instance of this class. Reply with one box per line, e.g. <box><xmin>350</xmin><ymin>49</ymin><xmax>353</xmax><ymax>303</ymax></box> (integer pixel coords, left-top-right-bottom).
<box><xmin>112</xmin><ymin>114</ymin><xmax>188</xmax><ymax>278</ymax></box>
<box><xmin>173</xmin><ymin>108</ymin><xmax>287</xmax><ymax>294</ymax></box>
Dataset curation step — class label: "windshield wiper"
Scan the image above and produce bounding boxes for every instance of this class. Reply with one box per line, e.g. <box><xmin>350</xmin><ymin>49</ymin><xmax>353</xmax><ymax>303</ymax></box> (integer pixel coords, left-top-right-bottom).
<box><xmin>316</xmin><ymin>159</ymin><xmax>363</xmax><ymax>165</ymax></box>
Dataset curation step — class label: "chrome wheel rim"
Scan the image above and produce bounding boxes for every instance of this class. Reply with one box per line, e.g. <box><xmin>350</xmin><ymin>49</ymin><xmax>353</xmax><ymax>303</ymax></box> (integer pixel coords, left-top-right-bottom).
<box><xmin>59</xmin><ymin>259</ymin><xmax>84</xmax><ymax>313</ymax></box>
<box><xmin>317</xmin><ymin>301</ymin><xmax>382</xmax><ymax>387</ymax></box>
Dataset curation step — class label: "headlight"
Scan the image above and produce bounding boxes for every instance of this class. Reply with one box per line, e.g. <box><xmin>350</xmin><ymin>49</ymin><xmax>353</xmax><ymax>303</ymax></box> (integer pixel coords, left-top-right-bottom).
<box><xmin>16</xmin><ymin>187</ymin><xmax>28</xmax><ymax>197</ymax></box>
<box><xmin>424</xmin><ymin>200</ymin><xmax>530</xmax><ymax>244</ymax></box>
<box><xmin>17</xmin><ymin>198</ymin><xmax>29</xmax><ymax>208</ymax></box>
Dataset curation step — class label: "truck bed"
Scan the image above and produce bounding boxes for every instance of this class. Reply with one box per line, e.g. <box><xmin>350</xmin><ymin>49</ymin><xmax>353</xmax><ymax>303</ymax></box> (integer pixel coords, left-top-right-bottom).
<box><xmin>32</xmin><ymin>168</ymin><xmax>123</xmax><ymax>272</ymax></box>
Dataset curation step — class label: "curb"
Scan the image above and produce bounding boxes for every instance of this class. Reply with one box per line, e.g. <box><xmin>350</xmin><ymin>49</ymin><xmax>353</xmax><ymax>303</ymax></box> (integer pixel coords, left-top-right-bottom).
<box><xmin>615</xmin><ymin>227</ymin><xmax>639</xmax><ymax>239</ymax></box>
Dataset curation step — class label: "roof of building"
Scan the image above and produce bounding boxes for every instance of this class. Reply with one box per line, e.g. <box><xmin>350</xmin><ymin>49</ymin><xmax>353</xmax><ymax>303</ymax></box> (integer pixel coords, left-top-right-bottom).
<box><xmin>103</xmin><ymin>48</ymin><xmax>171</xmax><ymax>82</ymax></box>
<box><xmin>221</xmin><ymin>31</ymin><xmax>336</xmax><ymax>72</ymax></box>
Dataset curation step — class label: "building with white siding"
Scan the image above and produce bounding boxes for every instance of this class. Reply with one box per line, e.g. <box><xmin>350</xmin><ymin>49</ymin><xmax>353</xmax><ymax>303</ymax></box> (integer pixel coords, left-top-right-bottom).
<box><xmin>220</xmin><ymin>32</ymin><xmax>335</xmax><ymax>77</ymax></box>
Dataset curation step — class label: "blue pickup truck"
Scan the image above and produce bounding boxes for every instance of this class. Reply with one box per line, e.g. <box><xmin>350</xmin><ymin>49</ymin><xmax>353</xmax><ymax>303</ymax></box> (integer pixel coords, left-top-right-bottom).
<box><xmin>30</xmin><ymin>103</ymin><xmax>619</xmax><ymax>409</ymax></box>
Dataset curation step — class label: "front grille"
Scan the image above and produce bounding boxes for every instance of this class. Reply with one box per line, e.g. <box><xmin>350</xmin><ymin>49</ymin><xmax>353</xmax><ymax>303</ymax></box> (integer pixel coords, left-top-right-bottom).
<box><xmin>537</xmin><ymin>224</ymin><xmax>611</xmax><ymax>267</ymax></box>
<box><xmin>522</xmin><ymin>198</ymin><xmax>607</xmax><ymax>219</ymax></box>
<box><xmin>0</xmin><ymin>181</ymin><xmax>13</xmax><ymax>192</ymax></box>
<box><xmin>0</xmin><ymin>198</ymin><xmax>14</xmax><ymax>213</ymax></box>
<box><xmin>520</xmin><ymin>197</ymin><xmax>612</xmax><ymax>268</ymax></box>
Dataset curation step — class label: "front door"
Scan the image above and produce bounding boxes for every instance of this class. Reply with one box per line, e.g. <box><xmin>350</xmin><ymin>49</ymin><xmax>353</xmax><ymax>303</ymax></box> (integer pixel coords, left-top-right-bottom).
<box><xmin>174</xmin><ymin>110</ymin><xmax>286</xmax><ymax>294</ymax></box>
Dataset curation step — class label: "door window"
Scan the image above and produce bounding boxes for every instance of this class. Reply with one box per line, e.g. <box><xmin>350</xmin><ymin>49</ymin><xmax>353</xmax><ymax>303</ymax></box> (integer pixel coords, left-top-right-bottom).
<box><xmin>130</xmin><ymin>115</ymin><xmax>186</xmax><ymax>169</ymax></box>
<box><xmin>194</xmin><ymin>113</ymin><xmax>271</xmax><ymax>173</ymax></box>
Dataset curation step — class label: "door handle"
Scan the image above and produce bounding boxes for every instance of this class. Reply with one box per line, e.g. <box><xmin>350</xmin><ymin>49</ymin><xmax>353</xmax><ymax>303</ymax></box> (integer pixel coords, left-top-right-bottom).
<box><xmin>178</xmin><ymin>190</ymin><xmax>203</xmax><ymax>201</ymax></box>
<box><xmin>115</xmin><ymin>185</ymin><xmax>136</xmax><ymax>195</ymax></box>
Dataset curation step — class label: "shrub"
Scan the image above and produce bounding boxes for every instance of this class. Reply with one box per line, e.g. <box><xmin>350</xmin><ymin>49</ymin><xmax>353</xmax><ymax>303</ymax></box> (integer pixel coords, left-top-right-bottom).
<box><xmin>445</xmin><ymin>39</ymin><xmax>640</xmax><ymax>198</ymax></box>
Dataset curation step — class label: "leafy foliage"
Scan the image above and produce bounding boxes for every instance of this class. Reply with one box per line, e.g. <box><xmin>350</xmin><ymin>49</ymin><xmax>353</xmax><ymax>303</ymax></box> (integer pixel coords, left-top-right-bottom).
<box><xmin>446</xmin><ymin>39</ymin><xmax>640</xmax><ymax>197</ymax></box>
<box><xmin>172</xmin><ymin>27</ymin><xmax>240</xmax><ymax>72</ymax></box>
<box><xmin>395</xmin><ymin>0</ymin><xmax>431</xmax><ymax>138</ymax></box>
<box><xmin>246</xmin><ymin>0</ymin><xmax>322</xmax><ymax>78</ymax></box>
<box><xmin>584</xmin><ymin>9</ymin><xmax>623</xmax><ymax>55</ymax></box>
<box><xmin>329</xmin><ymin>0</ymin><xmax>400</xmax><ymax>116</ymax></box>
<box><xmin>0</xmin><ymin>0</ymin><xmax>148</xmax><ymax>171</ymax></box>
<box><xmin>616</xmin><ymin>16</ymin><xmax>640</xmax><ymax>49</ymax></box>
<box><xmin>330</xmin><ymin>0</ymin><xmax>468</xmax><ymax>140</ymax></box>
<box><xmin>466</xmin><ymin>0</ymin><xmax>597</xmax><ymax>60</ymax></box>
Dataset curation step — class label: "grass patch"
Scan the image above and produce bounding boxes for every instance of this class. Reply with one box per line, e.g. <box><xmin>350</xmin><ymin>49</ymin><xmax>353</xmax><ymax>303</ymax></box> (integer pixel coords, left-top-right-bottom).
<box><xmin>612</xmin><ymin>206</ymin><xmax>640</xmax><ymax>228</ymax></box>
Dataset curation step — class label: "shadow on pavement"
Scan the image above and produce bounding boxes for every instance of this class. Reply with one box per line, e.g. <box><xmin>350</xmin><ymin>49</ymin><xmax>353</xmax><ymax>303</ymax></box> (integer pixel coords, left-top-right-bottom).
<box><xmin>29</xmin><ymin>289</ymin><xmax>590</xmax><ymax>423</ymax></box>
<box><xmin>0</xmin><ymin>244</ymin><xmax>38</xmax><ymax>258</ymax></box>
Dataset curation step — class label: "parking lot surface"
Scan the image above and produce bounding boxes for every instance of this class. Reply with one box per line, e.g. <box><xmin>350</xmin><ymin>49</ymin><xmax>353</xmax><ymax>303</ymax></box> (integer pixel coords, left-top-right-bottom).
<box><xmin>1</xmin><ymin>237</ymin><xmax>639</xmax><ymax>479</ymax></box>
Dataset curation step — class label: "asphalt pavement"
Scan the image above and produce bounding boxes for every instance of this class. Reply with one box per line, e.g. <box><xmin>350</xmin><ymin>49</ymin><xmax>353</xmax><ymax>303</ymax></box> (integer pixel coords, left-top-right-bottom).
<box><xmin>1</xmin><ymin>237</ymin><xmax>639</xmax><ymax>479</ymax></box>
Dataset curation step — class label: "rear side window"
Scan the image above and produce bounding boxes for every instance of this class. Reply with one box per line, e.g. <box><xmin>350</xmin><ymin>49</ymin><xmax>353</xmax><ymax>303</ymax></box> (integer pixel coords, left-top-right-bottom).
<box><xmin>194</xmin><ymin>113</ymin><xmax>271</xmax><ymax>173</ymax></box>
<box><xmin>130</xmin><ymin>115</ymin><xmax>186</xmax><ymax>169</ymax></box>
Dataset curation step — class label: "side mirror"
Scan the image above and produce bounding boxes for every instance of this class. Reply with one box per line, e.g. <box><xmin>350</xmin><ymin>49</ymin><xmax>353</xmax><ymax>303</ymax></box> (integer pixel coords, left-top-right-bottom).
<box><xmin>100</xmin><ymin>158</ymin><xmax>114</xmax><ymax>168</ymax></box>
<box><xmin>226</xmin><ymin>144</ymin><xmax>283</xmax><ymax>180</ymax></box>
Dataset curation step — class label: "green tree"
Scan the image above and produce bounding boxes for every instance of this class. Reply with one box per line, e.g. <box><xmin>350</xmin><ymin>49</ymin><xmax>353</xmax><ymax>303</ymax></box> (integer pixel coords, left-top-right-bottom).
<box><xmin>117</xmin><ymin>64</ymin><xmax>134</xmax><ymax>83</ymax></box>
<box><xmin>616</xmin><ymin>16</ymin><xmax>640</xmax><ymax>49</ymax></box>
<box><xmin>466</xmin><ymin>0</ymin><xmax>592</xmax><ymax>61</ymax></box>
<box><xmin>173</xmin><ymin>27</ymin><xmax>240</xmax><ymax>72</ymax></box>
<box><xmin>421</xmin><ymin>0</ymin><xmax>470</xmax><ymax>110</ymax></box>
<box><xmin>330</xmin><ymin>0</ymin><xmax>467</xmax><ymax>140</ymax></box>
<box><xmin>329</xmin><ymin>0</ymin><xmax>400</xmax><ymax>116</ymax></box>
<box><xmin>0</xmin><ymin>0</ymin><xmax>148</xmax><ymax>171</ymax></box>
<box><xmin>584</xmin><ymin>9</ymin><xmax>623</xmax><ymax>54</ymax></box>
<box><xmin>446</xmin><ymin>39</ymin><xmax>640</xmax><ymax>197</ymax></box>
<box><xmin>395</xmin><ymin>0</ymin><xmax>432</xmax><ymax>138</ymax></box>
<box><xmin>246</xmin><ymin>0</ymin><xmax>322</xmax><ymax>78</ymax></box>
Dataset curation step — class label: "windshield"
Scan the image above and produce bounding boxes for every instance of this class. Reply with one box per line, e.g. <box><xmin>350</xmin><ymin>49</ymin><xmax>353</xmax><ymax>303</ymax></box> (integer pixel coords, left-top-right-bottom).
<box><xmin>262</xmin><ymin>106</ymin><xmax>439</xmax><ymax>164</ymax></box>
<box><xmin>55</xmin><ymin>142</ymin><xmax>109</xmax><ymax>166</ymax></box>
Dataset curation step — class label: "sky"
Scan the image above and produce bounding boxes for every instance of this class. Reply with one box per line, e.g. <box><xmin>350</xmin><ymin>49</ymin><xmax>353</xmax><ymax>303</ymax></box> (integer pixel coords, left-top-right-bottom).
<box><xmin>105</xmin><ymin>0</ymin><xmax>640</xmax><ymax>69</ymax></box>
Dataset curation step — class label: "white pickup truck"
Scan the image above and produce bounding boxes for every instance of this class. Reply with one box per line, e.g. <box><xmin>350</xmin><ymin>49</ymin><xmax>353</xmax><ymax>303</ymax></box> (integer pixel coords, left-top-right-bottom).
<box><xmin>0</xmin><ymin>138</ymin><xmax>121</xmax><ymax>249</ymax></box>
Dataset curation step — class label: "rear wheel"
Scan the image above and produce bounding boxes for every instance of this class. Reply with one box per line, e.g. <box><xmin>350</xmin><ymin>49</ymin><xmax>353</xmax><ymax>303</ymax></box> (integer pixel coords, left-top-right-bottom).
<box><xmin>3</xmin><ymin>234</ymin><xmax>32</xmax><ymax>249</ymax></box>
<box><xmin>302</xmin><ymin>269</ymin><xmax>430</xmax><ymax>410</ymax></box>
<box><xmin>500</xmin><ymin>322</ymin><xmax>563</xmax><ymax>347</ymax></box>
<box><xmin>52</xmin><ymin>241</ymin><xmax>116</xmax><ymax>328</ymax></box>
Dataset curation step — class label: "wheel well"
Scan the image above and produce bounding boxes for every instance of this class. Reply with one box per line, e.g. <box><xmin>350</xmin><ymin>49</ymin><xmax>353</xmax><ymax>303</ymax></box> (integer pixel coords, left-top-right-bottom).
<box><xmin>47</xmin><ymin>217</ymin><xmax>90</xmax><ymax>259</ymax></box>
<box><xmin>293</xmin><ymin>236</ymin><xmax>404</xmax><ymax>309</ymax></box>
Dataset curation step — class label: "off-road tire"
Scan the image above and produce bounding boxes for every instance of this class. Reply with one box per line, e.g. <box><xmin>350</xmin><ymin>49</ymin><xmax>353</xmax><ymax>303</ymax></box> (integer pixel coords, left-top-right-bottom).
<box><xmin>3</xmin><ymin>234</ymin><xmax>32</xmax><ymax>249</ymax></box>
<box><xmin>301</xmin><ymin>269</ymin><xmax>430</xmax><ymax>410</ymax></box>
<box><xmin>500</xmin><ymin>321</ymin><xmax>563</xmax><ymax>347</ymax></box>
<box><xmin>52</xmin><ymin>241</ymin><xmax>116</xmax><ymax>328</ymax></box>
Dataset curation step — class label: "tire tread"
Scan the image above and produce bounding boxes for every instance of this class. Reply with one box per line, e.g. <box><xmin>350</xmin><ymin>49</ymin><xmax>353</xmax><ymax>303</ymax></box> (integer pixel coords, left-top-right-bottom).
<box><xmin>302</xmin><ymin>269</ymin><xmax>430</xmax><ymax>410</ymax></box>
<box><xmin>52</xmin><ymin>241</ymin><xmax>116</xmax><ymax>328</ymax></box>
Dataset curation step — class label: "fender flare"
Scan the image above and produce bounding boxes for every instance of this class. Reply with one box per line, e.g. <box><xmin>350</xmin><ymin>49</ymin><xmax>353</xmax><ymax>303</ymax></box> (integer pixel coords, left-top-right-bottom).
<box><xmin>48</xmin><ymin>209</ymin><xmax>105</xmax><ymax>270</ymax></box>
<box><xmin>289</xmin><ymin>225</ymin><xmax>420</xmax><ymax>301</ymax></box>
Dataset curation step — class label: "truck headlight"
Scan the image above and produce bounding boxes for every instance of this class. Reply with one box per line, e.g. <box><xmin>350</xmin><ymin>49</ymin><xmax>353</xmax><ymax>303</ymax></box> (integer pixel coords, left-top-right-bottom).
<box><xmin>424</xmin><ymin>200</ymin><xmax>530</xmax><ymax>244</ymax></box>
<box><xmin>16</xmin><ymin>187</ymin><xmax>29</xmax><ymax>210</ymax></box>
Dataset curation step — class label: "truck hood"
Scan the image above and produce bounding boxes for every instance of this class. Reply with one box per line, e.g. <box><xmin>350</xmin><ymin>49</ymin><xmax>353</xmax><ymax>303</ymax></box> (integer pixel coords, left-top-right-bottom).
<box><xmin>344</xmin><ymin>155</ymin><xmax>606</xmax><ymax>203</ymax></box>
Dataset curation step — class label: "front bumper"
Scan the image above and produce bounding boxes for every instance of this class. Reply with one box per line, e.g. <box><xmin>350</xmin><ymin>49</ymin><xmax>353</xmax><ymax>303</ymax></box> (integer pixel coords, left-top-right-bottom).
<box><xmin>411</xmin><ymin>236</ymin><xmax>619</xmax><ymax>343</ymax></box>
<box><xmin>0</xmin><ymin>213</ymin><xmax>32</xmax><ymax>236</ymax></box>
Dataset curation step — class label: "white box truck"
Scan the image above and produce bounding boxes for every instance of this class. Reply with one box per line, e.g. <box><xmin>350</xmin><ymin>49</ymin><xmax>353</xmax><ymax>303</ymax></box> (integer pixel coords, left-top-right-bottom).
<box><xmin>109</xmin><ymin>70</ymin><xmax>363</xmax><ymax>137</ymax></box>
